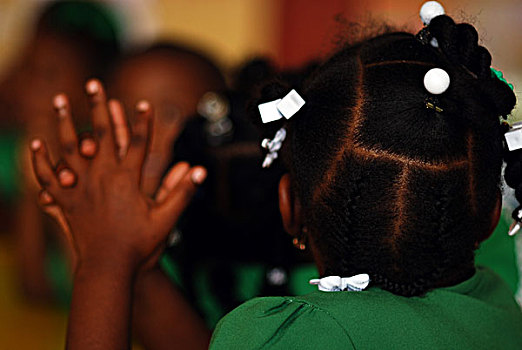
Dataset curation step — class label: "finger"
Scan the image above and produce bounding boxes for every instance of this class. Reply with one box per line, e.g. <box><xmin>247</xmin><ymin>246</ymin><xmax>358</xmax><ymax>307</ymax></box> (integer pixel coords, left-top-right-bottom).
<box><xmin>38</xmin><ymin>190</ymin><xmax>70</xmax><ymax>234</ymax></box>
<box><xmin>153</xmin><ymin>166</ymin><xmax>206</xmax><ymax>226</ymax></box>
<box><xmin>155</xmin><ymin>162</ymin><xmax>190</xmax><ymax>203</ymax></box>
<box><xmin>39</xmin><ymin>189</ymin><xmax>54</xmax><ymax>206</ymax></box>
<box><xmin>85</xmin><ymin>79</ymin><xmax>115</xmax><ymax>160</ymax></box>
<box><xmin>39</xmin><ymin>191</ymin><xmax>61</xmax><ymax>221</ymax></box>
<box><xmin>54</xmin><ymin>159</ymin><xmax>78</xmax><ymax>188</ymax></box>
<box><xmin>57</xmin><ymin>168</ymin><xmax>77</xmax><ymax>188</ymax></box>
<box><xmin>109</xmin><ymin>99</ymin><xmax>130</xmax><ymax>159</ymax></box>
<box><xmin>54</xmin><ymin>94</ymin><xmax>82</xmax><ymax>169</ymax></box>
<box><xmin>30</xmin><ymin>139</ymin><xmax>61</xmax><ymax>196</ymax></box>
<box><xmin>79</xmin><ymin>137</ymin><xmax>97</xmax><ymax>158</ymax></box>
<box><xmin>124</xmin><ymin>100</ymin><xmax>152</xmax><ymax>178</ymax></box>
<box><xmin>39</xmin><ymin>201</ymin><xmax>75</xmax><ymax>255</ymax></box>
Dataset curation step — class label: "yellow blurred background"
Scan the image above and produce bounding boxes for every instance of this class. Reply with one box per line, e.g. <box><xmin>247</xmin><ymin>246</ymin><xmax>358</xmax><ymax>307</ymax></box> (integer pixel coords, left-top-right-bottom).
<box><xmin>2</xmin><ymin>0</ymin><xmax>522</xmax><ymax>89</ymax></box>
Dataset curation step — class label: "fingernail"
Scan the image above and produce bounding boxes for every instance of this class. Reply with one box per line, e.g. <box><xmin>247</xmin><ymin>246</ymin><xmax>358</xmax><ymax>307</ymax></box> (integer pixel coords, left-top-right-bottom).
<box><xmin>31</xmin><ymin>139</ymin><xmax>41</xmax><ymax>151</ymax></box>
<box><xmin>80</xmin><ymin>139</ymin><xmax>96</xmax><ymax>157</ymax></box>
<box><xmin>136</xmin><ymin>100</ymin><xmax>150</xmax><ymax>113</ymax></box>
<box><xmin>58</xmin><ymin>169</ymin><xmax>75</xmax><ymax>186</ymax></box>
<box><xmin>53</xmin><ymin>94</ymin><xmax>67</xmax><ymax>109</ymax></box>
<box><xmin>191</xmin><ymin>168</ymin><xmax>207</xmax><ymax>185</ymax></box>
<box><xmin>86</xmin><ymin>80</ymin><xmax>99</xmax><ymax>95</ymax></box>
<box><xmin>40</xmin><ymin>191</ymin><xmax>53</xmax><ymax>204</ymax></box>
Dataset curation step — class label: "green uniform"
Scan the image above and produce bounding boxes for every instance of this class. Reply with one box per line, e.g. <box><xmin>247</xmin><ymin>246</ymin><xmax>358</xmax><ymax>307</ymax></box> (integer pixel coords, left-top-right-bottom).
<box><xmin>0</xmin><ymin>132</ymin><xmax>21</xmax><ymax>202</ymax></box>
<box><xmin>210</xmin><ymin>267</ymin><xmax>522</xmax><ymax>349</ymax></box>
<box><xmin>476</xmin><ymin>209</ymin><xmax>520</xmax><ymax>293</ymax></box>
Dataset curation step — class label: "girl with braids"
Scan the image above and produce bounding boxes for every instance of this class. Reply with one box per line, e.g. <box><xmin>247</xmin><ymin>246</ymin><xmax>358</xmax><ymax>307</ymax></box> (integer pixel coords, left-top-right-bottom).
<box><xmin>28</xmin><ymin>2</ymin><xmax>522</xmax><ymax>349</ymax></box>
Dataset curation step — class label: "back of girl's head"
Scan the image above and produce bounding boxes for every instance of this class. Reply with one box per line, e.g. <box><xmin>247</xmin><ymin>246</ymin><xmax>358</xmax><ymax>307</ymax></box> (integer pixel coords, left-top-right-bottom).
<box><xmin>252</xmin><ymin>15</ymin><xmax>515</xmax><ymax>296</ymax></box>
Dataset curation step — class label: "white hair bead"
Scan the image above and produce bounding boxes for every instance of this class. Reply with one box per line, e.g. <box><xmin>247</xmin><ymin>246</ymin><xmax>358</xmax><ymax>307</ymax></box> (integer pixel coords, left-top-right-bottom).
<box><xmin>420</xmin><ymin>1</ymin><xmax>445</xmax><ymax>25</ymax></box>
<box><xmin>424</xmin><ymin>68</ymin><xmax>450</xmax><ymax>95</ymax></box>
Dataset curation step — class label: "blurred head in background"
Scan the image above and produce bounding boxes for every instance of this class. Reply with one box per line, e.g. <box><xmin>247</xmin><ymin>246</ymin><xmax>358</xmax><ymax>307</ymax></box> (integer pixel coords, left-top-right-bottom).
<box><xmin>0</xmin><ymin>0</ymin><xmax>120</xmax><ymax>132</ymax></box>
<box><xmin>107</xmin><ymin>42</ymin><xmax>226</xmax><ymax>195</ymax></box>
<box><xmin>0</xmin><ymin>0</ymin><xmax>120</xmax><ymax>206</ymax></box>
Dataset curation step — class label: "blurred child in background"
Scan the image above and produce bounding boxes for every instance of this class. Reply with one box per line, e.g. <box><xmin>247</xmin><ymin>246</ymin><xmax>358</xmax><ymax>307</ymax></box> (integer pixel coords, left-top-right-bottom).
<box><xmin>0</xmin><ymin>0</ymin><xmax>120</xmax><ymax>300</ymax></box>
<box><xmin>107</xmin><ymin>43</ymin><xmax>226</xmax><ymax>197</ymax></box>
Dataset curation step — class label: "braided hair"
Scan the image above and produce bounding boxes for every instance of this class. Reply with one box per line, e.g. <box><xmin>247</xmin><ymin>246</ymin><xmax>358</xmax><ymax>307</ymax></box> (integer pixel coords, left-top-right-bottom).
<box><xmin>251</xmin><ymin>15</ymin><xmax>516</xmax><ymax>297</ymax></box>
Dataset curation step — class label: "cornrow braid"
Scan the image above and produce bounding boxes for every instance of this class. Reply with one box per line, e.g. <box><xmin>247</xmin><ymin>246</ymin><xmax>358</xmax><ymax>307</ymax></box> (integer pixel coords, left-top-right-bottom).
<box><xmin>250</xmin><ymin>16</ymin><xmax>515</xmax><ymax>296</ymax></box>
<box><xmin>428</xmin><ymin>16</ymin><xmax>515</xmax><ymax>117</ymax></box>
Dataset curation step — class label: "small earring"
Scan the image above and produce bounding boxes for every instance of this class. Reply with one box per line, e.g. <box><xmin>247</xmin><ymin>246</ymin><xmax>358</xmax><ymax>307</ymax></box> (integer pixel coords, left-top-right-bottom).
<box><xmin>292</xmin><ymin>237</ymin><xmax>306</xmax><ymax>250</ymax></box>
<box><xmin>293</xmin><ymin>226</ymin><xmax>307</xmax><ymax>250</ymax></box>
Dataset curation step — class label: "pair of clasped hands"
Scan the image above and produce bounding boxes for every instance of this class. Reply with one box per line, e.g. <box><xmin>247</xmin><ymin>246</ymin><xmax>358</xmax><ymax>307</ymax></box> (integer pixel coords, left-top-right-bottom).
<box><xmin>30</xmin><ymin>79</ymin><xmax>207</xmax><ymax>274</ymax></box>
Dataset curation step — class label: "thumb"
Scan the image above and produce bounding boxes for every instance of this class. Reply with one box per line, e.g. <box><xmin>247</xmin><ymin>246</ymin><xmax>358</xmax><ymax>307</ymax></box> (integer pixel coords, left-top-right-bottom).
<box><xmin>39</xmin><ymin>190</ymin><xmax>74</xmax><ymax>249</ymax></box>
<box><xmin>151</xmin><ymin>166</ymin><xmax>206</xmax><ymax>229</ymax></box>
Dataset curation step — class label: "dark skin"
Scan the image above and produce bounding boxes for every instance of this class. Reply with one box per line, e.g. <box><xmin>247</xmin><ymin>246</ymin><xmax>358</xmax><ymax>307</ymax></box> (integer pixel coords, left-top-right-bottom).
<box><xmin>31</xmin><ymin>79</ymin><xmax>210</xmax><ymax>350</ymax></box>
<box><xmin>41</xmin><ymin>93</ymin><xmax>214</xmax><ymax>350</ymax></box>
<box><xmin>31</xmin><ymin>80</ymin><xmax>503</xmax><ymax>349</ymax></box>
<box><xmin>41</xmin><ymin>90</ymin><xmax>214</xmax><ymax>348</ymax></box>
<box><xmin>108</xmin><ymin>52</ymin><xmax>223</xmax><ymax>197</ymax></box>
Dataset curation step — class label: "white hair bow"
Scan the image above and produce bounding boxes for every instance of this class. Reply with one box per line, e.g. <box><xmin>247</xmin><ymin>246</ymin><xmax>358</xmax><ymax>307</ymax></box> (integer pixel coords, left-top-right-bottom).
<box><xmin>257</xmin><ymin>89</ymin><xmax>305</xmax><ymax>168</ymax></box>
<box><xmin>309</xmin><ymin>274</ymin><xmax>370</xmax><ymax>292</ymax></box>
<box><xmin>258</xmin><ymin>89</ymin><xmax>305</xmax><ymax>124</ymax></box>
<box><xmin>261</xmin><ymin>128</ymin><xmax>286</xmax><ymax>168</ymax></box>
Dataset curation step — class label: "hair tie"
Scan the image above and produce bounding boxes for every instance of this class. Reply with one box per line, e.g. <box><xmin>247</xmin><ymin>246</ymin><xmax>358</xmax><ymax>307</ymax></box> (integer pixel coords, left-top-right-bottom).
<box><xmin>423</xmin><ymin>68</ymin><xmax>450</xmax><ymax>112</ymax></box>
<box><xmin>420</xmin><ymin>1</ymin><xmax>445</xmax><ymax>26</ymax></box>
<box><xmin>258</xmin><ymin>90</ymin><xmax>305</xmax><ymax>168</ymax></box>
<box><xmin>309</xmin><ymin>274</ymin><xmax>370</xmax><ymax>292</ymax></box>
<box><xmin>418</xmin><ymin>1</ymin><xmax>445</xmax><ymax>47</ymax></box>
<box><xmin>504</xmin><ymin>122</ymin><xmax>522</xmax><ymax>152</ymax></box>
<box><xmin>261</xmin><ymin>128</ymin><xmax>286</xmax><ymax>168</ymax></box>
<box><xmin>424</xmin><ymin>68</ymin><xmax>450</xmax><ymax>95</ymax></box>
<box><xmin>258</xmin><ymin>89</ymin><xmax>305</xmax><ymax>124</ymax></box>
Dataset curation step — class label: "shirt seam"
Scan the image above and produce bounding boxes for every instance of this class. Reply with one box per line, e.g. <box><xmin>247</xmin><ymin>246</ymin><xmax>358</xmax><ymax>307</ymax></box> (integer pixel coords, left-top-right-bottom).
<box><xmin>286</xmin><ymin>297</ymin><xmax>357</xmax><ymax>349</ymax></box>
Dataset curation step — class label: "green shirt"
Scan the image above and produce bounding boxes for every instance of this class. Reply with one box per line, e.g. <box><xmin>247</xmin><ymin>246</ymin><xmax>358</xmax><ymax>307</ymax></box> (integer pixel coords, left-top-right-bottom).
<box><xmin>0</xmin><ymin>132</ymin><xmax>21</xmax><ymax>201</ymax></box>
<box><xmin>210</xmin><ymin>267</ymin><xmax>522</xmax><ymax>349</ymax></box>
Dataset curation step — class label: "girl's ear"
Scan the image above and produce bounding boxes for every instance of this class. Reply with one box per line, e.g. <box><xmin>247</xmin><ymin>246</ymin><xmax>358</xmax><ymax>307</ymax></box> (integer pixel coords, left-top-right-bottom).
<box><xmin>278</xmin><ymin>173</ymin><xmax>303</xmax><ymax>237</ymax></box>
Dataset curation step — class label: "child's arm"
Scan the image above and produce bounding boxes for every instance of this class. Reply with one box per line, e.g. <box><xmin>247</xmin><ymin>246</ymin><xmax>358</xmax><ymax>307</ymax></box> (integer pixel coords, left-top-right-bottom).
<box><xmin>30</xmin><ymin>80</ymin><xmax>206</xmax><ymax>350</ymax></box>
<box><xmin>68</xmin><ymin>254</ymin><xmax>135</xmax><ymax>349</ymax></box>
<box><xmin>36</xmin><ymin>94</ymin><xmax>210</xmax><ymax>349</ymax></box>
<box><xmin>133</xmin><ymin>267</ymin><xmax>211</xmax><ymax>349</ymax></box>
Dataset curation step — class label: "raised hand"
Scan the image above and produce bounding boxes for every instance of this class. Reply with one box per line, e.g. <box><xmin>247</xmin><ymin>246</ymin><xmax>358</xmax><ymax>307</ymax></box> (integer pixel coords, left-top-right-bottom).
<box><xmin>29</xmin><ymin>79</ymin><xmax>207</xmax><ymax>350</ymax></box>
<box><xmin>30</xmin><ymin>79</ymin><xmax>206</xmax><ymax>274</ymax></box>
